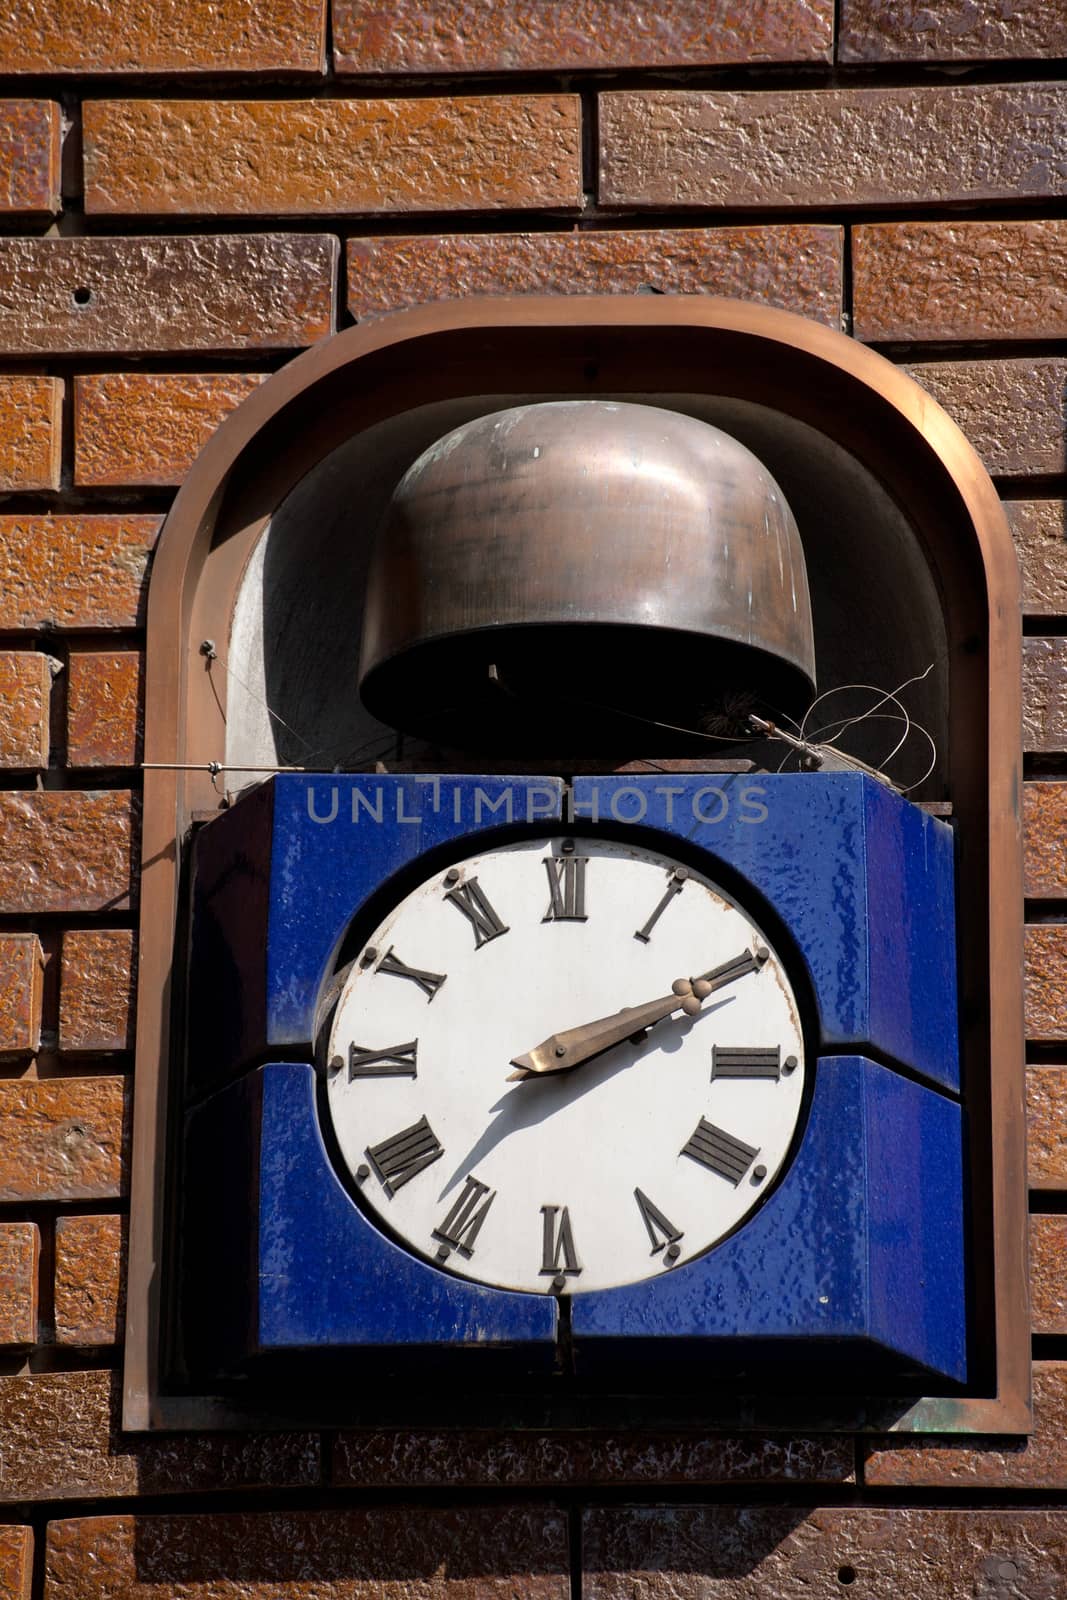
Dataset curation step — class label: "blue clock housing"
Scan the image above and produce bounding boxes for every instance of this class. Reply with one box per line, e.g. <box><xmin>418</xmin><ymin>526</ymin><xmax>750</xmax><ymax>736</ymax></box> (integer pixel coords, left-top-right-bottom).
<box><xmin>182</xmin><ymin>771</ymin><xmax>966</xmax><ymax>1390</ymax></box>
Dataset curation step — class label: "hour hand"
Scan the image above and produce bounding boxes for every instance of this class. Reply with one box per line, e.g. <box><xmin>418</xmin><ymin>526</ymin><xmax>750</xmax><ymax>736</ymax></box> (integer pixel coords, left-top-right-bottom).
<box><xmin>507</xmin><ymin>947</ymin><xmax>768</xmax><ymax>1081</ymax></box>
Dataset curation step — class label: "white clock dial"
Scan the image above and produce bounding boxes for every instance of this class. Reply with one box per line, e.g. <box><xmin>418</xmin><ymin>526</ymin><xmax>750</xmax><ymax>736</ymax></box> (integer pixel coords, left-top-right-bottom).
<box><xmin>325</xmin><ymin>835</ymin><xmax>806</xmax><ymax>1295</ymax></box>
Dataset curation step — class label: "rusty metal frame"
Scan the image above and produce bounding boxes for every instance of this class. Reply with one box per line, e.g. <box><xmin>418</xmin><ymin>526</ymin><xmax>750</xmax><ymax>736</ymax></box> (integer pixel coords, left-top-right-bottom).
<box><xmin>123</xmin><ymin>296</ymin><xmax>1028</xmax><ymax>1433</ymax></box>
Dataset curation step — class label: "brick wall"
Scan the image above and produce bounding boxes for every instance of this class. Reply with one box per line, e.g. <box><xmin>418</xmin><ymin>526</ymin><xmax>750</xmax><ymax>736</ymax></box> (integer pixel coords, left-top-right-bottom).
<box><xmin>0</xmin><ymin>1</ymin><xmax>1065</xmax><ymax>1593</ymax></box>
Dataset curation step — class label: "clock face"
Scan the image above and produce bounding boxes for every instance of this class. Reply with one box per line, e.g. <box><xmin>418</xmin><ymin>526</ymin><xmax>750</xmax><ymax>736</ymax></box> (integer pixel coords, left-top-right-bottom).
<box><xmin>325</xmin><ymin>835</ymin><xmax>806</xmax><ymax>1295</ymax></box>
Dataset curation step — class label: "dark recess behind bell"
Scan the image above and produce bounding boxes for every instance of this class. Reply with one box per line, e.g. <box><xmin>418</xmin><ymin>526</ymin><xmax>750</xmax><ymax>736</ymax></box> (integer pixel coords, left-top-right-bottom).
<box><xmin>248</xmin><ymin>396</ymin><xmax>947</xmax><ymax>791</ymax></box>
<box><xmin>357</xmin><ymin>401</ymin><xmax>817</xmax><ymax>755</ymax></box>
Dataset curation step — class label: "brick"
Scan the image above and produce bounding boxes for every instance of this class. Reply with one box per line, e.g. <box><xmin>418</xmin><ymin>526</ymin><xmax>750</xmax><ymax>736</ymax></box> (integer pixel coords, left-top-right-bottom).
<box><xmin>599</xmin><ymin>85</ymin><xmax>1067</xmax><ymax>210</ymax></box>
<box><xmin>45</xmin><ymin>1506</ymin><xmax>568</xmax><ymax>1596</ymax></box>
<box><xmin>0</xmin><ymin>791</ymin><xmax>134</xmax><ymax>914</ymax></box>
<box><xmin>0</xmin><ymin>934</ymin><xmax>44</xmax><ymax>1055</ymax></box>
<box><xmin>74</xmin><ymin>374</ymin><xmax>263</xmax><ymax>488</ymax></box>
<box><xmin>583</xmin><ymin>1504</ymin><xmax>1067</xmax><ymax>1597</ymax></box>
<box><xmin>59</xmin><ymin>930</ymin><xmax>135</xmax><ymax>1053</ymax></box>
<box><xmin>866</xmin><ymin>1362</ymin><xmax>1067</xmax><ymax>1487</ymax></box>
<box><xmin>855</xmin><ymin>222</ymin><xmax>1067</xmax><ymax>344</ymax></box>
<box><xmin>840</xmin><ymin>0</ymin><xmax>1067</xmax><ymax>63</ymax></box>
<box><xmin>0</xmin><ymin>516</ymin><xmax>159</xmax><ymax>631</ymax></box>
<box><xmin>0</xmin><ymin>1077</ymin><xmax>126</xmax><ymax>1202</ymax></box>
<box><xmin>0</xmin><ymin>236</ymin><xmax>335</xmax><ymax>356</ymax></box>
<box><xmin>0</xmin><ymin>376</ymin><xmax>62</xmax><ymax>491</ymax></box>
<box><xmin>0</xmin><ymin>1</ymin><xmax>325</xmax><ymax>75</ymax></box>
<box><xmin>0</xmin><ymin>653</ymin><xmax>51</xmax><ymax>769</ymax></box>
<box><xmin>335</xmin><ymin>1430</ymin><xmax>854</xmax><ymax>1488</ymax></box>
<box><xmin>1024</xmin><ymin>638</ymin><xmax>1067</xmax><ymax>752</ymax></box>
<box><xmin>67</xmin><ymin>653</ymin><xmax>142</xmax><ymax>767</ymax></box>
<box><xmin>904</xmin><ymin>359</ymin><xmax>1067</xmax><ymax>479</ymax></box>
<box><xmin>1025</xmin><ymin>925</ymin><xmax>1067</xmax><ymax>1040</ymax></box>
<box><xmin>334</xmin><ymin>0</ymin><xmax>834</xmax><ymax>73</ymax></box>
<box><xmin>0</xmin><ymin>101</ymin><xmax>59</xmax><ymax>214</ymax></box>
<box><xmin>1029</xmin><ymin>1067</ymin><xmax>1067</xmax><ymax>1190</ymax></box>
<box><xmin>1026</xmin><ymin>784</ymin><xmax>1067</xmax><ymax>899</ymax></box>
<box><xmin>84</xmin><ymin>97</ymin><xmax>581</xmax><ymax>218</ymax></box>
<box><xmin>0</xmin><ymin>1527</ymin><xmax>31</xmax><ymax>1600</ymax></box>
<box><xmin>1032</xmin><ymin>1215</ymin><xmax>1067</xmax><ymax>1335</ymax></box>
<box><xmin>54</xmin><ymin>1216</ymin><xmax>124</xmax><ymax>1346</ymax></box>
<box><xmin>0</xmin><ymin>1224</ymin><xmax>38</xmax><ymax>1347</ymax></box>
<box><xmin>349</xmin><ymin>225</ymin><xmax>843</xmax><ymax>327</ymax></box>
<box><xmin>1009</xmin><ymin>501</ymin><xmax>1067</xmax><ymax>616</ymax></box>
<box><xmin>0</xmin><ymin>1371</ymin><xmax>318</xmax><ymax>1502</ymax></box>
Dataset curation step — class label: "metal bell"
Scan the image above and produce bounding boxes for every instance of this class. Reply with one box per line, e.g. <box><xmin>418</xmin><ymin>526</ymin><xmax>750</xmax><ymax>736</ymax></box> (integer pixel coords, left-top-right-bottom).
<box><xmin>358</xmin><ymin>401</ymin><xmax>816</xmax><ymax>752</ymax></box>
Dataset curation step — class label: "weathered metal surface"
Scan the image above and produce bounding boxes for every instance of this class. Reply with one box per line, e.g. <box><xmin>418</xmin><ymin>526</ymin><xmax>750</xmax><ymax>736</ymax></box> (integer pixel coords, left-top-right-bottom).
<box><xmin>360</xmin><ymin>402</ymin><xmax>816</xmax><ymax>750</ymax></box>
<box><xmin>1009</xmin><ymin>501</ymin><xmax>1067</xmax><ymax>615</ymax></box>
<box><xmin>1024</xmin><ymin>782</ymin><xmax>1067</xmax><ymax>898</ymax></box>
<box><xmin>840</xmin><ymin>0</ymin><xmax>1067</xmax><ymax>63</ymax></box>
<box><xmin>0</xmin><ymin>100</ymin><xmax>59</xmax><ymax>214</ymax></box>
<box><xmin>1027</xmin><ymin>1067</ymin><xmax>1067</xmax><ymax>1190</ymax></box>
<box><xmin>905</xmin><ymin>358</ymin><xmax>1067</xmax><ymax>479</ymax></box>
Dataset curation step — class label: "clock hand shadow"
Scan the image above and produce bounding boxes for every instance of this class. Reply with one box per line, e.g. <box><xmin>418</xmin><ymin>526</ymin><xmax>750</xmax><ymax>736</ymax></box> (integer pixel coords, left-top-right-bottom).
<box><xmin>436</xmin><ymin>995</ymin><xmax>735</xmax><ymax>1202</ymax></box>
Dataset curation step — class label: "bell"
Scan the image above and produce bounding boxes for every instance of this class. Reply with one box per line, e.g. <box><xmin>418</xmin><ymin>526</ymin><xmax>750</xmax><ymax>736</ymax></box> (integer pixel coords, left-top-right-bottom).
<box><xmin>358</xmin><ymin>401</ymin><xmax>816</xmax><ymax>753</ymax></box>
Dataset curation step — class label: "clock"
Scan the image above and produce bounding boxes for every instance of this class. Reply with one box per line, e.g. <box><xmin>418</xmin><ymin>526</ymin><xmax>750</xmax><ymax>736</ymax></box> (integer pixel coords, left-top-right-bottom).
<box><xmin>323</xmin><ymin>834</ymin><xmax>806</xmax><ymax>1296</ymax></box>
<box><xmin>183</xmin><ymin>771</ymin><xmax>966</xmax><ymax>1398</ymax></box>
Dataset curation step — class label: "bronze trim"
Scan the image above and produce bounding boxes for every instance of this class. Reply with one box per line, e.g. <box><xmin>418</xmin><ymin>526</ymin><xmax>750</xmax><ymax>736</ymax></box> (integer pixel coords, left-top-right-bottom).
<box><xmin>125</xmin><ymin>295</ymin><xmax>1028</xmax><ymax>1434</ymax></box>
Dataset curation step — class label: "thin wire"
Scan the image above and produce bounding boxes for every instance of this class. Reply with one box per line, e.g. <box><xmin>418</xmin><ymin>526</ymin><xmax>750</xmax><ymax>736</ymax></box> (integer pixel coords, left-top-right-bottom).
<box><xmin>205</xmin><ymin>648</ymin><xmax>317</xmax><ymax>756</ymax></box>
<box><xmin>799</xmin><ymin>661</ymin><xmax>938</xmax><ymax>746</ymax></box>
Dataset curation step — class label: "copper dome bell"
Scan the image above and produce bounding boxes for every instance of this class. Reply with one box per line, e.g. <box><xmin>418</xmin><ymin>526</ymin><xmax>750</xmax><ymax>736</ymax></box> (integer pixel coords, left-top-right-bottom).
<box><xmin>358</xmin><ymin>401</ymin><xmax>816</xmax><ymax>752</ymax></box>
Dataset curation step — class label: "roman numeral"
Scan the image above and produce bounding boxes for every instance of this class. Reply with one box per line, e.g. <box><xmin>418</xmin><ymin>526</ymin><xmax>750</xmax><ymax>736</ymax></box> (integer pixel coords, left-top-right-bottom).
<box><xmin>543</xmin><ymin>855</ymin><xmax>588</xmax><ymax>921</ymax></box>
<box><xmin>376</xmin><ymin>946</ymin><xmax>446</xmax><ymax>1001</ymax></box>
<box><xmin>540</xmin><ymin>1205</ymin><xmax>582</xmax><ymax>1279</ymax></box>
<box><xmin>366</xmin><ymin>1115</ymin><xmax>443</xmax><ymax>1196</ymax></box>
<box><xmin>711</xmin><ymin>1045</ymin><xmax>781</xmax><ymax>1080</ymax></box>
<box><xmin>444</xmin><ymin>877</ymin><xmax>509</xmax><ymax>949</ymax></box>
<box><xmin>432</xmin><ymin>1174</ymin><xmax>496</xmax><ymax>1260</ymax></box>
<box><xmin>634</xmin><ymin>872</ymin><xmax>685</xmax><ymax>943</ymax></box>
<box><xmin>348</xmin><ymin>1039</ymin><xmax>418</xmax><ymax>1079</ymax></box>
<box><xmin>634</xmin><ymin>1187</ymin><xmax>684</xmax><ymax>1257</ymax></box>
<box><xmin>680</xmin><ymin>1117</ymin><xmax>759</xmax><ymax>1186</ymax></box>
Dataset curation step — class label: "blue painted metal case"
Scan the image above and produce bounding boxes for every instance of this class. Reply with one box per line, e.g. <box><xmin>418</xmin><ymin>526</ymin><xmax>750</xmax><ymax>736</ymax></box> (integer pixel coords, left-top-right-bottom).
<box><xmin>182</xmin><ymin>771</ymin><xmax>966</xmax><ymax>1388</ymax></box>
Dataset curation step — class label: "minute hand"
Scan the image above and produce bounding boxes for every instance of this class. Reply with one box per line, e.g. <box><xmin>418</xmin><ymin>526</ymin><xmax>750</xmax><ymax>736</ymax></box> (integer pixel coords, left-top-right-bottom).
<box><xmin>507</xmin><ymin>947</ymin><xmax>767</xmax><ymax>1081</ymax></box>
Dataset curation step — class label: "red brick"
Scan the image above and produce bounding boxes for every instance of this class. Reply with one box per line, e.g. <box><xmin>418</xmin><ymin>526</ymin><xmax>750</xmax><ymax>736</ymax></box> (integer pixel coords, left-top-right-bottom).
<box><xmin>74</xmin><ymin>374</ymin><xmax>263</xmax><ymax>488</ymax></box>
<box><xmin>840</xmin><ymin>0</ymin><xmax>1067</xmax><ymax>63</ymax></box>
<box><xmin>0</xmin><ymin>1</ymin><xmax>326</xmax><ymax>75</ymax></box>
<box><xmin>599</xmin><ymin>85</ymin><xmax>1067</xmax><ymax>210</ymax></box>
<box><xmin>865</xmin><ymin>1362</ymin><xmax>1067</xmax><ymax>1487</ymax></box>
<box><xmin>84</xmin><ymin>97</ymin><xmax>581</xmax><ymax>217</ymax></box>
<box><xmin>335</xmin><ymin>0</ymin><xmax>834</xmax><ymax>73</ymax></box>
<box><xmin>904</xmin><ymin>359</ymin><xmax>1067</xmax><ymax>479</ymax></box>
<box><xmin>67</xmin><ymin>653</ymin><xmax>142</xmax><ymax>767</ymax></box>
<box><xmin>59</xmin><ymin>930</ymin><xmax>135</xmax><ymax>1053</ymax></box>
<box><xmin>1024</xmin><ymin>638</ymin><xmax>1067</xmax><ymax>752</ymax></box>
<box><xmin>1008</xmin><ymin>502</ymin><xmax>1067</xmax><ymax>616</ymax></box>
<box><xmin>1032</xmin><ymin>1215</ymin><xmax>1067</xmax><ymax>1335</ymax></box>
<box><xmin>855</xmin><ymin>221</ymin><xmax>1067</xmax><ymax>344</ymax></box>
<box><xmin>1029</xmin><ymin>1067</ymin><xmax>1067</xmax><ymax>1191</ymax></box>
<box><xmin>583</xmin><ymin>1504</ymin><xmax>1067</xmax><ymax>1597</ymax></box>
<box><xmin>0</xmin><ymin>100</ymin><xmax>59</xmax><ymax>214</ymax></box>
<box><xmin>0</xmin><ymin>236</ymin><xmax>336</xmax><ymax>356</ymax></box>
<box><xmin>1025</xmin><ymin>784</ymin><xmax>1067</xmax><ymax>899</ymax></box>
<box><xmin>0</xmin><ymin>376</ymin><xmax>62</xmax><ymax>491</ymax></box>
<box><xmin>0</xmin><ymin>1224</ymin><xmax>38</xmax><ymax>1347</ymax></box>
<box><xmin>54</xmin><ymin>1216</ymin><xmax>124</xmax><ymax>1346</ymax></box>
<box><xmin>0</xmin><ymin>934</ymin><xmax>44</xmax><ymax>1056</ymax></box>
<box><xmin>45</xmin><ymin>1507</ymin><xmax>568</xmax><ymax>1595</ymax></box>
<box><xmin>0</xmin><ymin>653</ymin><xmax>51</xmax><ymax>769</ymax></box>
<box><xmin>0</xmin><ymin>1077</ymin><xmax>126</xmax><ymax>1203</ymax></box>
<box><xmin>0</xmin><ymin>1371</ymin><xmax>318</xmax><ymax>1502</ymax></box>
<box><xmin>0</xmin><ymin>1527</ymin><xmax>31</xmax><ymax>1600</ymax></box>
<box><xmin>0</xmin><ymin>516</ymin><xmax>159</xmax><ymax>631</ymax></box>
<box><xmin>0</xmin><ymin>791</ymin><xmax>134</xmax><ymax>914</ymax></box>
<box><xmin>1025</xmin><ymin>925</ymin><xmax>1067</xmax><ymax>1040</ymax></box>
<box><xmin>349</xmin><ymin>225</ymin><xmax>843</xmax><ymax>327</ymax></box>
<box><xmin>335</xmin><ymin>1429</ymin><xmax>854</xmax><ymax>1487</ymax></box>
